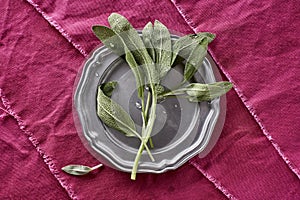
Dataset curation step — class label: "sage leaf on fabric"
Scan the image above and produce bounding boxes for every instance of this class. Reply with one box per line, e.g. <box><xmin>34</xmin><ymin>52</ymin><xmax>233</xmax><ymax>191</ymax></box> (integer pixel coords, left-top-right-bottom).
<box><xmin>100</xmin><ymin>81</ymin><xmax>117</xmax><ymax>97</ymax></box>
<box><xmin>62</xmin><ymin>164</ymin><xmax>103</xmax><ymax>176</ymax></box>
<box><xmin>97</xmin><ymin>86</ymin><xmax>137</xmax><ymax>137</ymax></box>
<box><xmin>196</xmin><ymin>32</ymin><xmax>216</xmax><ymax>43</ymax></box>
<box><xmin>142</xmin><ymin>22</ymin><xmax>156</xmax><ymax>62</ymax></box>
<box><xmin>152</xmin><ymin>20</ymin><xmax>172</xmax><ymax>78</ymax></box>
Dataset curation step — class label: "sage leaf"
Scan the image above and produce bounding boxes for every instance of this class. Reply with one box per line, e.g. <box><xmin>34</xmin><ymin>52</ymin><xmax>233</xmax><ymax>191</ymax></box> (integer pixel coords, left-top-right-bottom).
<box><xmin>142</xmin><ymin>22</ymin><xmax>156</xmax><ymax>62</ymax></box>
<box><xmin>93</xmin><ymin>25</ymin><xmax>144</xmax><ymax>98</ymax></box>
<box><xmin>171</xmin><ymin>32</ymin><xmax>215</xmax><ymax>68</ymax></box>
<box><xmin>181</xmin><ymin>34</ymin><xmax>215</xmax><ymax>82</ymax></box>
<box><xmin>92</xmin><ymin>25</ymin><xmax>125</xmax><ymax>56</ymax></box>
<box><xmin>186</xmin><ymin>82</ymin><xmax>233</xmax><ymax>102</ymax></box>
<box><xmin>183</xmin><ymin>34</ymin><xmax>216</xmax><ymax>82</ymax></box>
<box><xmin>184</xmin><ymin>42</ymin><xmax>207</xmax><ymax>82</ymax></box>
<box><xmin>100</xmin><ymin>81</ymin><xmax>117</xmax><ymax>97</ymax></box>
<box><xmin>152</xmin><ymin>20</ymin><xmax>172</xmax><ymax>78</ymax></box>
<box><xmin>171</xmin><ymin>34</ymin><xmax>199</xmax><ymax>66</ymax></box>
<box><xmin>158</xmin><ymin>81</ymin><xmax>232</xmax><ymax>102</ymax></box>
<box><xmin>97</xmin><ymin>86</ymin><xmax>136</xmax><ymax>137</ymax></box>
<box><xmin>62</xmin><ymin>164</ymin><xmax>103</xmax><ymax>176</ymax></box>
<box><xmin>196</xmin><ymin>32</ymin><xmax>216</xmax><ymax>43</ymax></box>
<box><xmin>98</xmin><ymin>87</ymin><xmax>155</xmax><ymax>161</ymax></box>
<box><xmin>124</xmin><ymin>47</ymin><xmax>145</xmax><ymax>98</ymax></box>
<box><xmin>108</xmin><ymin>13</ymin><xmax>159</xmax><ymax>85</ymax></box>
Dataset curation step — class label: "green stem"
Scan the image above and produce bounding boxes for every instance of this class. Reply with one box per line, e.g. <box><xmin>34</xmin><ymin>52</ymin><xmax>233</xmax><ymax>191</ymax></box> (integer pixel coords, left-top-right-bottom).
<box><xmin>130</xmin><ymin>128</ymin><xmax>153</xmax><ymax>161</ymax></box>
<box><xmin>149</xmin><ymin>137</ymin><xmax>154</xmax><ymax>148</ymax></box>
<box><xmin>141</xmin><ymin>95</ymin><xmax>145</xmax><ymax>120</ymax></box>
<box><xmin>131</xmin><ymin>142</ymin><xmax>145</xmax><ymax>180</ymax></box>
<box><xmin>144</xmin><ymin>88</ymin><xmax>154</xmax><ymax>148</ymax></box>
<box><xmin>90</xmin><ymin>164</ymin><xmax>103</xmax><ymax>171</ymax></box>
<box><xmin>131</xmin><ymin>85</ymin><xmax>157</xmax><ymax>180</ymax></box>
<box><xmin>144</xmin><ymin>91</ymin><xmax>151</xmax><ymax>122</ymax></box>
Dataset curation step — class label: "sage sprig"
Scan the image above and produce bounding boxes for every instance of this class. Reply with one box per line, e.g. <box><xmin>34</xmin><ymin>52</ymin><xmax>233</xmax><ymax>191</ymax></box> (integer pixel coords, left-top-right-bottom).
<box><xmin>107</xmin><ymin>13</ymin><xmax>159</xmax><ymax>180</ymax></box>
<box><xmin>97</xmin><ymin>86</ymin><xmax>154</xmax><ymax>161</ymax></box>
<box><xmin>81</xmin><ymin>13</ymin><xmax>232</xmax><ymax>181</ymax></box>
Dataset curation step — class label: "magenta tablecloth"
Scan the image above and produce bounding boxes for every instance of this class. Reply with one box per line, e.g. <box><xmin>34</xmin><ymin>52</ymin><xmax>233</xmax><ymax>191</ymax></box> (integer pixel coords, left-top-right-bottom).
<box><xmin>0</xmin><ymin>0</ymin><xmax>299</xmax><ymax>199</ymax></box>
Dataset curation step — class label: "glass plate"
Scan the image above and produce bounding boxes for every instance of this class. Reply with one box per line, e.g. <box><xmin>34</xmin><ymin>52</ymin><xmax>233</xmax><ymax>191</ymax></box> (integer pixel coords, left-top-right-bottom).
<box><xmin>73</xmin><ymin>34</ymin><xmax>226</xmax><ymax>173</ymax></box>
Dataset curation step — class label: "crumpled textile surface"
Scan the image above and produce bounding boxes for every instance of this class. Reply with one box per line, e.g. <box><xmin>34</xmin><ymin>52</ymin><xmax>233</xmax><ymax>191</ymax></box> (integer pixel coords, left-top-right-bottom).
<box><xmin>0</xmin><ymin>0</ymin><xmax>299</xmax><ymax>199</ymax></box>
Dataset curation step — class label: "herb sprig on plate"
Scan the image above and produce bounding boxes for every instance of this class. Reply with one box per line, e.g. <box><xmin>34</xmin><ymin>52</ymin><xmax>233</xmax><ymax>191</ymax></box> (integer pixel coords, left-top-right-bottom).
<box><xmin>63</xmin><ymin>13</ymin><xmax>232</xmax><ymax>180</ymax></box>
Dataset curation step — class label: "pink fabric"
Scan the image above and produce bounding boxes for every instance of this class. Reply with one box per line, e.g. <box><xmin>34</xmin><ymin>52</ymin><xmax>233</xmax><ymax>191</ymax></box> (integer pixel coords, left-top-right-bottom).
<box><xmin>0</xmin><ymin>96</ymin><xmax>69</xmax><ymax>199</ymax></box>
<box><xmin>172</xmin><ymin>0</ymin><xmax>300</xmax><ymax>179</ymax></box>
<box><xmin>0</xmin><ymin>0</ymin><xmax>299</xmax><ymax>199</ymax></box>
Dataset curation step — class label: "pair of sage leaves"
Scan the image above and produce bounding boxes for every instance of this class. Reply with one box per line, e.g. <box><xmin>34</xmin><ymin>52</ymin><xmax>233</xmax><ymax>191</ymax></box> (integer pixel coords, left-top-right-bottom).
<box><xmin>62</xmin><ymin>13</ymin><xmax>232</xmax><ymax>180</ymax></box>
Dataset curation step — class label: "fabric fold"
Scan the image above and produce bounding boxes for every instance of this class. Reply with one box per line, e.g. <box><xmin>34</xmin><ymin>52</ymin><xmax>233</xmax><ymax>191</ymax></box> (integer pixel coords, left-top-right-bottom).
<box><xmin>1</xmin><ymin>0</ymin><xmax>299</xmax><ymax>199</ymax></box>
<box><xmin>170</xmin><ymin>0</ymin><xmax>300</xmax><ymax>180</ymax></box>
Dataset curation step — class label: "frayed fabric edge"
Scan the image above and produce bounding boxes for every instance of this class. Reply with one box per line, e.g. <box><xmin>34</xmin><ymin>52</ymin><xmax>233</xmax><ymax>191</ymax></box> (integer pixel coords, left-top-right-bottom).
<box><xmin>169</xmin><ymin>0</ymin><xmax>300</xmax><ymax>180</ymax></box>
<box><xmin>25</xmin><ymin>0</ymin><xmax>88</xmax><ymax>57</ymax></box>
<box><xmin>189</xmin><ymin>159</ymin><xmax>237</xmax><ymax>200</ymax></box>
<box><xmin>0</xmin><ymin>88</ymin><xmax>78</xmax><ymax>200</ymax></box>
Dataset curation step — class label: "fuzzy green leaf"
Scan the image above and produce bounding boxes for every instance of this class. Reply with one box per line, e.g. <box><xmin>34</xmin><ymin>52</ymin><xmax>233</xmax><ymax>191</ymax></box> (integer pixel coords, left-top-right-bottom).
<box><xmin>142</xmin><ymin>22</ymin><xmax>156</xmax><ymax>62</ymax></box>
<box><xmin>184</xmin><ymin>42</ymin><xmax>207</xmax><ymax>82</ymax></box>
<box><xmin>183</xmin><ymin>33</ymin><xmax>215</xmax><ymax>81</ymax></box>
<box><xmin>171</xmin><ymin>34</ymin><xmax>199</xmax><ymax>66</ymax></box>
<box><xmin>93</xmin><ymin>25</ymin><xmax>144</xmax><ymax>98</ymax></box>
<box><xmin>92</xmin><ymin>25</ymin><xmax>125</xmax><ymax>56</ymax></box>
<box><xmin>186</xmin><ymin>82</ymin><xmax>232</xmax><ymax>102</ymax></box>
<box><xmin>159</xmin><ymin>81</ymin><xmax>232</xmax><ymax>102</ymax></box>
<box><xmin>97</xmin><ymin>86</ymin><xmax>137</xmax><ymax>137</ymax></box>
<box><xmin>62</xmin><ymin>164</ymin><xmax>102</xmax><ymax>176</ymax></box>
<box><xmin>108</xmin><ymin>13</ymin><xmax>159</xmax><ymax>85</ymax></box>
<box><xmin>152</xmin><ymin>20</ymin><xmax>172</xmax><ymax>78</ymax></box>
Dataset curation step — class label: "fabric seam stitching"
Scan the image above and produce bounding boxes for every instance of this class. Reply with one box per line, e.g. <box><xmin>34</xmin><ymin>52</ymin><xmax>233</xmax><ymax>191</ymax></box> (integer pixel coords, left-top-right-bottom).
<box><xmin>190</xmin><ymin>159</ymin><xmax>237</xmax><ymax>199</ymax></box>
<box><xmin>25</xmin><ymin>0</ymin><xmax>88</xmax><ymax>57</ymax></box>
<box><xmin>0</xmin><ymin>88</ymin><xmax>78</xmax><ymax>200</ymax></box>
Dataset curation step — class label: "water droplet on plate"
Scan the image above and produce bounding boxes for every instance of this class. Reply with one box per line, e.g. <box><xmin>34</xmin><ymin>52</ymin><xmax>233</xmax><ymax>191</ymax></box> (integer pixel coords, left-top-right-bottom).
<box><xmin>145</xmin><ymin>86</ymin><xmax>149</xmax><ymax>91</ymax></box>
<box><xmin>135</xmin><ymin>102</ymin><xmax>142</xmax><ymax>109</ymax></box>
<box><xmin>162</xmin><ymin>111</ymin><xmax>167</xmax><ymax>114</ymax></box>
<box><xmin>95</xmin><ymin>72</ymin><xmax>99</xmax><ymax>77</ymax></box>
<box><xmin>110</xmin><ymin>43</ymin><xmax>115</xmax><ymax>48</ymax></box>
<box><xmin>174</xmin><ymin>104</ymin><xmax>178</xmax><ymax>108</ymax></box>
